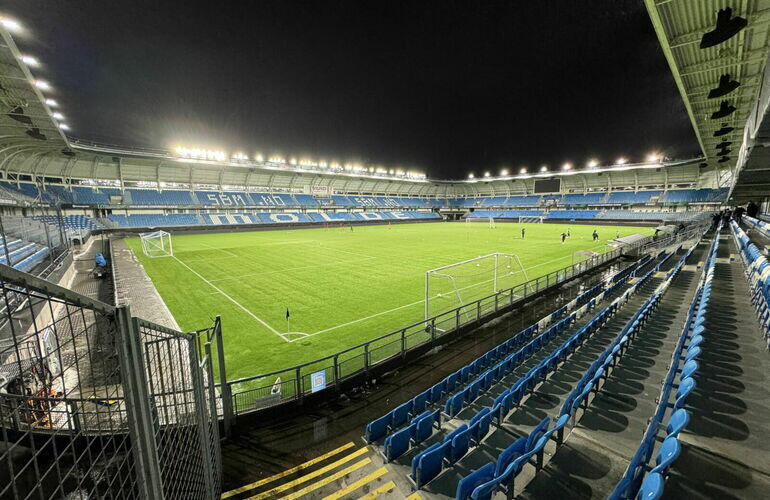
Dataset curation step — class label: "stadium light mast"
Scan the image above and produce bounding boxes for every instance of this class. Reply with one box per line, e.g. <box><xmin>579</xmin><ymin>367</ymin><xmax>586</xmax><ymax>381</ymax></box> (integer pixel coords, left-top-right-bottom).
<box><xmin>587</xmin><ymin>159</ymin><xmax>599</xmax><ymax>168</ymax></box>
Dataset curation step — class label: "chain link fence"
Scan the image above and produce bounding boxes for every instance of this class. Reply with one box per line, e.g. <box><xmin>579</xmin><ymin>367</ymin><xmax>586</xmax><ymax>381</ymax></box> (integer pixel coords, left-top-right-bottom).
<box><xmin>0</xmin><ymin>264</ymin><xmax>220</xmax><ymax>499</ymax></box>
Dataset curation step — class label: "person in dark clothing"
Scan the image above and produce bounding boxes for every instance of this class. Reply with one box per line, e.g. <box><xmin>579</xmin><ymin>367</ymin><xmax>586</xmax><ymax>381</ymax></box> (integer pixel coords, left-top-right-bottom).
<box><xmin>711</xmin><ymin>211</ymin><xmax>721</xmax><ymax>230</ymax></box>
<box><xmin>735</xmin><ymin>206</ymin><xmax>745</xmax><ymax>222</ymax></box>
<box><xmin>561</xmin><ymin>232</ymin><xmax>566</xmax><ymax>244</ymax></box>
<box><xmin>592</xmin><ymin>229</ymin><xmax>599</xmax><ymax>242</ymax></box>
<box><xmin>521</xmin><ymin>227</ymin><xmax>525</xmax><ymax>239</ymax></box>
<box><xmin>747</xmin><ymin>201</ymin><xmax>759</xmax><ymax>218</ymax></box>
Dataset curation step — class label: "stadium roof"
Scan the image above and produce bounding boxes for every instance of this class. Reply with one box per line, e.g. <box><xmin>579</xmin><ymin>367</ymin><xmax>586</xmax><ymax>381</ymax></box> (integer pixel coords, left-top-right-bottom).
<box><xmin>0</xmin><ymin>9</ymin><xmax>762</xmax><ymax>199</ymax></box>
<box><xmin>644</xmin><ymin>0</ymin><xmax>770</xmax><ymax>203</ymax></box>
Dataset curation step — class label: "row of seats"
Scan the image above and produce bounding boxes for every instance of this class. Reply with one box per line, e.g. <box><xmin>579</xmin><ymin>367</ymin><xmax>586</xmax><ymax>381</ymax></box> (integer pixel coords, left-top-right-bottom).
<box><xmin>0</xmin><ymin>182</ymin><xmax>728</xmax><ymax>208</ymax></box>
<box><xmin>457</xmin><ymin>247</ymin><xmax>691</xmax><ymax>500</ymax></box>
<box><xmin>731</xmin><ymin>219</ymin><xmax>770</xmax><ymax>347</ymax></box>
<box><xmin>107</xmin><ymin>211</ymin><xmax>440</xmax><ymax>228</ymax></box>
<box><xmin>611</xmin><ymin>227</ymin><xmax>718</xmax><ymax>499</ymax></box>
<box><xmin>466</xmin><ymin>209</ymin><xmax>711</xmax><ymax>222</ymax></box>
<box><xmin>31</xmin><ymin>215</ymin><xmax>103</xmax><ymax>231</ymax></box>
<box><xmin>0</xmin><ymin>235</ymin><xmax>51</xmax><ymax>272</ymax></box>
<box><xmin>364</xmin><ymin>255</ymin><xmax>654</xmax><ymax>448</ymax></box>
<box><xmin>364</xmin><ymin>252</ymin><xmax>668</xmax><ymax>495</ymax></box>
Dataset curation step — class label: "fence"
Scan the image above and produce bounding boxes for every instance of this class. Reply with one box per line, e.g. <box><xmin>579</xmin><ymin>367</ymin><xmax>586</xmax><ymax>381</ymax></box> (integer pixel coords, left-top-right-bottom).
<box><xmin>0</xmin><ymin>263</ymin><xmax>221</xmax><ymax>499</ymax></box>
<box><xmin>225</xmin><ymin>246</ymin><xmax>625</xmax><ymax>415</ymax></box>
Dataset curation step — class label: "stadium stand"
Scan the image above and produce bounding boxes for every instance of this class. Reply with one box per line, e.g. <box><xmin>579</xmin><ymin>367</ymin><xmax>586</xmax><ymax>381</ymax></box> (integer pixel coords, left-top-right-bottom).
<box><xmin>32</xmin><ymin>215</ymin><xmax>103</xmax><ymax>231</ymax></box>
<box><xmin>561</xmin><ymin>193</ymin><xmax>607</xmax><ymax>205</ymax></box>
<box><xmin>362</xmin><ymin>237</ymin><xmax>708</xmax><ymax>496</ymax></box>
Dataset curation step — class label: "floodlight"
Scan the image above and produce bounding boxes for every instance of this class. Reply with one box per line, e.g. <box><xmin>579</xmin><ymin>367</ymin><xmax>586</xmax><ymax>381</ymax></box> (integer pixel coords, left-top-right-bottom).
<box><xmin>484</xmin><ymin>171</ymin><xmax>491</xmax><ymax>177</ymax></box>
<box><xmin>562</xmin><ymin>162</ymin><xmax>572</xmax><ymax>171</ymax></box>
<box><xmin>34</xmin><ymin>80</ymin><xmax>51</xmax><ymax>90</ymax></box>
<box><xmin>52</xmin><ymin>112</ymin><xmax>64</xmax><ymax>120</ymax></box>
<box><xmin>20</xmin><ymin>55</ymin><xmax>39</xmax><ymax>67</ymax></box>
<box><xmin>616</xmin><ymin>157</ymin><xmax>627</xmax><ymax>165</ymax></box>
<box><xmin>500</xmin><ymin>169</ymin><xmax>508</xmax><ymax>176</ymax></box>
<box><xmin>646</xmin><ymin>153</ymin><xmax>660</xmax><ymax>163</ymax></box>
<box><xmin>58</xmin><ymin>123</ymin><xmax>70</xmax><ymax>131</ymax></box>
<box><xmin>519</xmin><ymin>167</ymin><xmax>527</xmax><ymax>174</ymax></box>
<box><xmin>468</xmin><ymin>173</ymin><xmax>475</xmax><ymax>179</ymax></box>
<box><xmin>587</xmin><ymin>159</ymin><xmax>598</xmax><ymax>168</ymax></box>
<box><xmin>0</xmin><ymin>18</ymin><xmax>21</xmax><ymax>32</ymax></box>
<box><xmin>45</xmin><ymin>98</ymin><xmax>58</xmax><ymax>107</ymax></box>
<box><xmin>540</xmin><ymin>165</ymin><xmax>548</xmax><ymax>172</ymax></box>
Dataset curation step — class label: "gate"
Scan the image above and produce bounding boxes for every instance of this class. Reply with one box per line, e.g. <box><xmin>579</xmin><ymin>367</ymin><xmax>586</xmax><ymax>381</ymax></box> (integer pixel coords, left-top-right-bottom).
<box><xmin>0</xmin><ymin>263</ymin><xmax>221</xmax><ymax>499</ymax></box>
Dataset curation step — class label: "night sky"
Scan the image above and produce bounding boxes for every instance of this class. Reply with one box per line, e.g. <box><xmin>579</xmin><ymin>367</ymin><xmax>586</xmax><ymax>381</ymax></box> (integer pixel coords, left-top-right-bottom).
<box><xmin>5</xmin><ymin>0</ymin><xmax>699</xmax><ymax>178</ymax></box>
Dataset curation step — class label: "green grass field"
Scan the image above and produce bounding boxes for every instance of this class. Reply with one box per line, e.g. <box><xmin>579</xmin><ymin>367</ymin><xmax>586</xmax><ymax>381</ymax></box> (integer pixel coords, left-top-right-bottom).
<box><xmin>127</xmin><ymin>222</ymin><xmax>652</xmax><ymax>380</ymax></box>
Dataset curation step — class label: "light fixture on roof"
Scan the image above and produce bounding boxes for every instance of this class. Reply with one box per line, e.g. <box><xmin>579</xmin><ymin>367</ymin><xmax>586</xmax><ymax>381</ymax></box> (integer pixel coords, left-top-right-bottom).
<box><xmin>646</xmin><ymin>153</ymin><xmax>660</xmax><ymax>163</ymax></box>
<box><xmin>713</xmin><ymin>125</ymin><xmax>734</xmax><ymax>137</ymax></box>
<box><xmin>45</xmin><ymin>98</ymin><xmax>58</xmax><ymax>107</ymax></box>
<box><xmin>484</xmin><ymin>171</ymin><xmax>490</xmax><ymax>178</ymax></box>
<box><xmin>710</xmin><ymin>101</ymin><xmax>736</xmax><ymax>119</ymax></box>
<box><xmin>587</xmin><ymin>159</ymin><xmax>598</xmax><ymax>168</ymax></box>
<box><xmin>562</xmin><ymin>162</ymin><xmax>572</xmax><ymax>171</ymax></box>
<box><xmin>52</xmin><ymin>112</ymin><xmax>64</xmax><ymax>120</ymax></box>
<box><xmin>708</xmin><ymin>74</ymin><xmax>740</xmax><ymax>99</ymax></box>
<box><xmin>57</xmin><ymin>123</ymin><xmax>70</xmax><ymax>131</ymax></box>
<box><xmin>615</xmin><ymin>157</ymin><xmax>627</xmax><ymax>165</ymax></box>
<box><xmin>519</xmin><ymin>167</ymin><xmax>527</xmax><ymax>174</ymax></box>
<box><xmin>500</xmin><ymin>168</ymin><xmax>508</xmax><ymax>176</ymax></box>
<box><xmin>20</xmin><ymin>55</ymin><xmax>39</xmax><ymax>67</ymax></box>
<box><xmin>34</xmin><ymin>80</ymin><xmax>51</xmax><ymax>91</ymax></box>
<box><xmin>540</xmin><ymin>165</ymin><xmax>548</xmax><ymax>172</ymax></box>
<box><xmin>0</xmin><ymin>18</ymin><xmax>21</xmax><ymax>32</ymax></box>
<box><xmin>700</xmin><ymin>7</ymin><xmax>747</xmax><ymax>49</ymax></box>
<box><xmin>255</xmin><ymin>153</ymin><xmax>264</xmax><ymax>161</ymax></box>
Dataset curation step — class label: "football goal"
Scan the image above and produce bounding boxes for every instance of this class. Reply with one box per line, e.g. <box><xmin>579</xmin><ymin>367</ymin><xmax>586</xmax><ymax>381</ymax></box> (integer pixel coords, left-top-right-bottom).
<box><xmin>465</xmin><ymin>217</ymin><xmax>496</xmax><ymax>228</ymax></box>
<box><xmin>518</xmin><ymin>216</ymin><xmax>544</xmax><ymax>223</ymax></box>
<box><xmin>425</xmin><ymin>252</ymin><xmax>528</xmax><ymax>321</ymax></box>
<box><xmin>140</xmin><ymin>230</ymin><xmax>173</xmax><ymax>258</ymax></box>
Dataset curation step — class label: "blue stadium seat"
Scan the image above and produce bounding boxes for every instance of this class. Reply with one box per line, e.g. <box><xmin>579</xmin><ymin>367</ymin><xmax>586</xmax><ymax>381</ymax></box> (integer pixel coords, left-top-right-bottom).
<box><xmin>456</xmin><ymin>462</ymin><xmax>495</xmax><ymax>500</ymax></box>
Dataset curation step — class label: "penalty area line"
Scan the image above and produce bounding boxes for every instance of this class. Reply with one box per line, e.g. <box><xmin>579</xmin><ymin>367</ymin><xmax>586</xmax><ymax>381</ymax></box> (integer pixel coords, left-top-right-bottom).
<box><xmin>171</xmin><ymin>256</ymin><xmax>289</xmax><ymax>342</ymax></box>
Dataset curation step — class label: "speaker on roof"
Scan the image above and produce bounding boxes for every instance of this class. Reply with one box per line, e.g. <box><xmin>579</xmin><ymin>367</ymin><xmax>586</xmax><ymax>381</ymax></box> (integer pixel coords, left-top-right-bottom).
<box><xmin>718</xmin><ymin>156</ymin><xmax>731</xmax><ymax>163</ymax></box>
<box><xmin>708</xmin><ymin>74</ymin><xmax>740</xmax><ymax>98</ymax></box>
<box><xmin>7</xmin><ymin>106</ymin><xmax>33</xmax><ymax>125</ymax></box>
<box><xmin>61</xmin><ymin>149</ymin><xmax>75</xmax><ymax>157</ymax></box>
<box><xmin>715</xmin><ymin>140</ymin><xmax>732</xmax><ymax>149</ymax></box>
<box><xmin>713</xmin><ymin>126</ymin><xmax>734</xmax><ymax>136</ymax></box>
<box><xmin>717</xmin><ymin>148</ymin><xmax>732</xmax><ymax>156</ymax></box>
<box><xmin>25</xmin><ymin>128</ymin><xmax>46</xmax><ymax>140</ymax></box>
<box><xmin>711</xmin><ymin>101</ymin><xmax>736</xmax><ymax>119</ymax></box>
<box><xmin>700</xmin><ymin>7</ymin><xmax>747</xmax><ymax>49</ymax></box>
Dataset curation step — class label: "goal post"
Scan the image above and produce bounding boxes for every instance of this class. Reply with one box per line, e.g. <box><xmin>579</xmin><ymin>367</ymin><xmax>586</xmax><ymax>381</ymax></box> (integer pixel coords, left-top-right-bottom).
<box><xmin>425</xmin><ymin>252</ymin><xmax>528</xmax><ymax>320</ymax></box>
<box><xmin>140</xmin><ymin>230</ymin><xmax>173</xmax><ymax>258</ymax></box>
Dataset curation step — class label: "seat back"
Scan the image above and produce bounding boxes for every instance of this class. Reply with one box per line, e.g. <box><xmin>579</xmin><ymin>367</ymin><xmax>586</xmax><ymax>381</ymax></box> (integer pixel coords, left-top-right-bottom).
<box><xmin>456</xmin><ymin>463</ymin><xmax>495</xmax><ymax>500</ymax></box>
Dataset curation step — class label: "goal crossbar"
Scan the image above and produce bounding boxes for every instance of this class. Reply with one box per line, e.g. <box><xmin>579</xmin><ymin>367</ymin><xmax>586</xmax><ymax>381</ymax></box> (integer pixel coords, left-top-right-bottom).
<box><xmin>140</xmin><ymin>230</ymin><xmax>173</xmax><ymax>258</ymax></box>
<box><xmin>425</xmin><ymin>252</ymin><xmax>528</xmax><ymax>319</ymax></box>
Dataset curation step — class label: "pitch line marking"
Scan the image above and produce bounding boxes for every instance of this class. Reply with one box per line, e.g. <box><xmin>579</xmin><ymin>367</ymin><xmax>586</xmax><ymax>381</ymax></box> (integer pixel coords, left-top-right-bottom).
<box><xmin>199</xmin><ymin>242</ymin><xmax>238</xmax><ymax>258</ymax></box>
<box><xmin>171</xmin><ymin>256</ymin><xmax>289</xmax><ymax>342</ymax></box>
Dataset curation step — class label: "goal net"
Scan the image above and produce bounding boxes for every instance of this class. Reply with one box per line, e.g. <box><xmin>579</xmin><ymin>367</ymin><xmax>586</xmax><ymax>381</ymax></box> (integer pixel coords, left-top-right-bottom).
<box><xmin>465</xmin><ymin>217</ymin><xmax>496</xmax><ymax>228</ymax></box>
<box><xmin>140</xmin><ymin>230</ymin><xmax>173</xmax><ymax>258</ymax></box>
<box><xmin>425</xmin><ymin>253</ymin><xmax>528</xmax><ymax>321</ymax></box>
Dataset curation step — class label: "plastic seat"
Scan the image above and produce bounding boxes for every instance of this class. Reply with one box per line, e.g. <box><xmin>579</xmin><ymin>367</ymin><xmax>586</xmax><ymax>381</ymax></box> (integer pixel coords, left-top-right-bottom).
<box><xmin>680</xmin><ymin>360</ymin><xmax>699</xmax><ymax>380</ymax></box>
<box><xmin>391</xmin><ymin>401</ymin><xmax>413</xmax><ymax>428</ymax></box>
<box><xmin>665</xmin><ymin>409</ymin><xmax>689</xmax><ymax>439</ymax></box>
<box><xmin>413</xmin><ymin>390</ymin><xmax>430</xmax><ymax>414</ymax></box>
<box><xmin>430</xmin><ymin>380</ymin><xmax>446</xmax><ymax>404</ymax></box>
<box><xmin>684</xmin><ymin>346</ymin><xmax>702</xmax><ymax>363</ymax></box>
<box><xmin>445</xmin><ymin>391</ymin><xmax>465</xmax><ymax>418</ymax></box>
<box><xmin>365</xmin><ymin>413</ymin><xmax>391</xmax><ymax>442</ymax></box>
<box><xmin>526</xmin><ymin>417</ymin><xmax>550</xmax><ymax>451</ymax></box>
<box><xmin>412</xmin><ymin>441</ymin><xmax>449</xmax><ymax>489</ymax></box>
<box><xmin>456</xmin><ymin>462</ymin><xmax>495</xmax><ymax>500</ymax></box>
<box><xmin>650</xmin><ymin>437</ymin><xmax>681</xmax><ymax>474</ymax></box>
<box><xmin>495</xmin><ymin>437</ymin><xmax>527</xmax><ymax>477</ymax></box>
<box><xmin>688</xmin><ymin>335</ymin><xmax>704</xmax><ymax>350</ymax></box>
<box><xmin>413</xmin><ymin>409</ymin><xmax>440</xmax><ymax>444</ymax></box>
<box><xmin>469</xmin><ymin>408</ymin><xmax>492</xmax><ymax>445</ymax></box>
<box><xmin>447</xmin><ymin>426</ymin><xmax>471</xmax><ymax>464</ymax></box>
<box><xmin>384</xmin><ymin>423</ymin><xmax>415</xmax><ymax>461</ymax></box>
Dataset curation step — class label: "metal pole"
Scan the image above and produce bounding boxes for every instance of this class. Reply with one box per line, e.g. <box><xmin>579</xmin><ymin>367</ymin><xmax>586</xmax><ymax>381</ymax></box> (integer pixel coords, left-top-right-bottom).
<box><xmin>213</xmin><ymin>316</ymin><xmax>233</xmax><ymax>437</ymax></box>
<box><xmin>116</xmin><ymin>308</ymin><xmax>164</xmax><ymax>500</ymax></box>
<box><xmin>189</xmin><ymin>336</ymin><xmax>216</xmax><ymax>498</ymax></box>
<box><xmin>0</xmin><ymin>212</ymin><xmax>11</xmax><ymax>265</ymax></box>
<box><xmin>424</xmin><ymin>271</ymin><xmax>430</xmax><ymax>320</ymax></box>
<box><xmin>494</xmin><ymin>253</ymin><xmax>498</xmax><ymax>293</ymax></box>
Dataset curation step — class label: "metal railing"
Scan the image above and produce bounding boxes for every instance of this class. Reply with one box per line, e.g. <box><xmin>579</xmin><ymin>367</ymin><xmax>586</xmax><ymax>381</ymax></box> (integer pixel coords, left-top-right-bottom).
<box><xmin>0</xmin><ymin>264</ymin><xmax>221</xmax><ymax>499</ymax></box>
<box><xmin>225</xmin><ymin>247</ymin><xmax>624</xmax><ymax>415</ymax></box>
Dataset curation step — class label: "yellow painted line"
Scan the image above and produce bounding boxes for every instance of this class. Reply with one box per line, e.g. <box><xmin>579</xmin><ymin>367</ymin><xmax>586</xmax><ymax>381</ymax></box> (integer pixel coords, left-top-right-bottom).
<box><xmin>356</xmin><ymin>481</ymin><xmax>396</xmax><ymax>500</ymax></box>
<box><xmin>221</xmin><ymin>442</ymin><xmax>356</xmax><ymax>498</ymax></box>
<box><xmin>247</xmin><ymin>448</ymin><xmax>369</xmax><ymax>499</ymax></box>
<box><xmin>322</xmin><ymin>467</ymin><xmax>388</xmax><ymax>500</ymax></box>
<box><xmin>404</xmin><ymin>494</ymin><xmax>422</xmax><ymax>500</ymax></box>
<box><xmin>269</xmin><ymin>458</ymin><xmax>372</xmax><ymax>500</ymax></box>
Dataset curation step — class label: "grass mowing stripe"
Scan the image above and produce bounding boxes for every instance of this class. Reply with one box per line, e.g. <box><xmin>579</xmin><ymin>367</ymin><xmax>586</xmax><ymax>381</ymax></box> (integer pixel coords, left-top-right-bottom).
<box><xmin>128</xmin><ymin>222</ymin><xmax>652</xmax><ymax>377</ymax></box>
<box><xmin>171</xmin><ymin>255</ymin><xmax>287</xmax><ymax>341</ymax></box>
<box><xmin>220</xmin><ymin>442</ymin><xmax>356</xmax><ymax>498</ymax></box>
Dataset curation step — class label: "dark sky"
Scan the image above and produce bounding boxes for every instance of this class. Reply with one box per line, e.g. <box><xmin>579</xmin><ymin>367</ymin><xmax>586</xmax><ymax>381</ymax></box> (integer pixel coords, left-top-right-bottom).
<box><xmin>5</xmin><ymin>0</ymin><xmax>699</xmax><ymax>178</ymax></box>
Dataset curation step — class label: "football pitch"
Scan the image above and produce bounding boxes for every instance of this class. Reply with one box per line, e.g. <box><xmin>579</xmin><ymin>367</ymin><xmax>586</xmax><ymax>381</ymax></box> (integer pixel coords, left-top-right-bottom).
<box><xmin>126</xmin><ymin>222</ymin><xmax>652</xmax><ymax>379</ymax></box>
